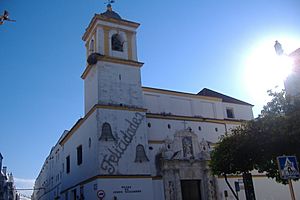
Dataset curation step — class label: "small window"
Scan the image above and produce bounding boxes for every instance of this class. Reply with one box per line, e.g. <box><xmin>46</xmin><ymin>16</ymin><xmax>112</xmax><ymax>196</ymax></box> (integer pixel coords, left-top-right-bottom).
<box><xmin>99</xmin><ymin>122</ymin><xmax>115</xmax><ymax>141</ymax></box>
<box><xmin>198</xmin><ymin>126</ymin><xmax>202</xmax><ymax>131</ymax></box>
<box><xmin>89</xmin><ymin>39</ymin><xmax>94</xmax><ymax>52</ymax></box>
<box><xmin>77</xmin><ymin>145</ymin><xmax>82</xmax><ymax>165</ymax></box>
<box><xmin>111</xmin><ymin>34</ymin><xmax>123</xmax><ymax>52</ymax></box>
<box><xmin>93</xmin><ymin>184</ymin><xmax>98</xmax><ymax>191</ymax></box>
<box><xmin>147</xmin><ymin>123</ymin><xmax>151</xmax><ymax>128</ymax></box>
<box><xmin>66</xmin><ymin>156</ymin><xmax>70</xmax><ymax>174</ymax></box>
<box><xmin>226</xmin><ymin>108</ymin><xmax>235</xmax><ymax>118</ymax></box>
<box><xmin>88</xmin><ymin>138</ymin><xmax>91</xmax><ymax>148</ymax></box>
<box><xmin>215</xmin><ymin>128</ymin><xmax>218</xmax><ymax>132</ymax></box>
<box><xmin>167</xmin><ymin>124</ymin><xmax>171</xmax><ymax>129</ymax></box>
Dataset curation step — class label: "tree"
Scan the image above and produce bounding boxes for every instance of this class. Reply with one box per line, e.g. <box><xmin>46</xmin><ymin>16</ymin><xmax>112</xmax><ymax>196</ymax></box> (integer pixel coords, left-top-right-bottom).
<box><xmin>210</xmin><ymin>90</ymin><xmax>300</xmax><ymax>198</ymax></box>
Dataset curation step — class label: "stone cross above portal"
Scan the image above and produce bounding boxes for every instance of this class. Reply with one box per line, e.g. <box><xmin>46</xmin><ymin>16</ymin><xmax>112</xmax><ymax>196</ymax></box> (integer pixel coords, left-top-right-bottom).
<box><xmin>182</xmin><ymin>121</ymin><xmax>187</xmax><ymax>129</ymax></box>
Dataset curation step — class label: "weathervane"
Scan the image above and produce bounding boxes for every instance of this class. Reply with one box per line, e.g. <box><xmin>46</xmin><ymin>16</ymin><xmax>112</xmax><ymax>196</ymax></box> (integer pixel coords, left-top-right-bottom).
<box><xmin>105</xmin><ymin>0</ymin><xmax>115</xmax><ymax>5</ymax></box>
<box><xmin>0</xmin><ymin>10</ymin><xmax>16</xmax><ymax>25</ymax></box>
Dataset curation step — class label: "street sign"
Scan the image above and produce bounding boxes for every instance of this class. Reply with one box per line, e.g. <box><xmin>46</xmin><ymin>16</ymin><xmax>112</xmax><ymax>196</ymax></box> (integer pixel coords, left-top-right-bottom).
<box><xmin>97</xmin><ymin>190</ymin><xmax>105</xmax><ymax>199</ymax></box>
<box><xmin>277</xmin><ymin>156</ymin><xmax>300</xmax><ymax>180</ymax></box>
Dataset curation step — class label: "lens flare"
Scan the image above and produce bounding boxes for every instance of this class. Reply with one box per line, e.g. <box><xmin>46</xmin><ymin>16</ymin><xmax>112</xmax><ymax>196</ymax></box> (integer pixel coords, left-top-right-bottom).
<box><xmin>243</xmin><ymin>39</ymin><xmax>296</xmax><ymax>110</ymax></box>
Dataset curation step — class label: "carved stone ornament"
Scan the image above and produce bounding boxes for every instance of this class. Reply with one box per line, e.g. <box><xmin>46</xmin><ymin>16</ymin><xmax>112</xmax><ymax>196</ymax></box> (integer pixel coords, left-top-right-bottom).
<box><xmin>182</xmin><ymin>136</ymin><xmax>194</xmax><ymax>158</ymax></box>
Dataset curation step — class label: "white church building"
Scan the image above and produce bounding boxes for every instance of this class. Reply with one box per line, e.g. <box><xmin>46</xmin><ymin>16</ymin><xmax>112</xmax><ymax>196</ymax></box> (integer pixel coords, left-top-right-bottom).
<box><xmin>32</xmin><ymin>5</ymin><xmax>300</xmax><ymax>200</ymax></box>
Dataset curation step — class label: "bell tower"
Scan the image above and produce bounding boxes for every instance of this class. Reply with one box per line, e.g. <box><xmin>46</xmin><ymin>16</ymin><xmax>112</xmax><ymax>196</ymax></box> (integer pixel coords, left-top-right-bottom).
<box><xmin>82</xmin><ymin>4</ymin><xmax>144</xmax><ymax>114</ymax></box>
<box><xmin>81</xmin><ymin>4</ymin><xmax>151</xmax><ymax>178</ymax></box>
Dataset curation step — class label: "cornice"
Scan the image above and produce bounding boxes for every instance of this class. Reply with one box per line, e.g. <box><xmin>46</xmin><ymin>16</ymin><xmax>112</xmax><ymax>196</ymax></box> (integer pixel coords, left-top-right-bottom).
<box><xmin>146</xmin><ymin>113</ymin><xmax>244</xmax><ymax>125</ymax></box>
<box><xmin>83</xmin><ymin>14</ymin><xmax>140</xmax><ymax>41</ymax></box>
<box><xmin>59</xmin><ymin>104</ymin><xmax>147</xmax><ymax>145</ymax></box>
<box><xmin>142</xmin><ymin>87</ymin><xmax>222</xmax><ymax>102</ymax></box>
<box><xmin>81</xmin><ymin>54</ymin><xmax>144</xmax><ymax>79</ymax></box>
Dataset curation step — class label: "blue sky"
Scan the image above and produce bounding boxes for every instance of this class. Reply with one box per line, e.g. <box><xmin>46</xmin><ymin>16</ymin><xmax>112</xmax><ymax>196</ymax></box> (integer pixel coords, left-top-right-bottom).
<box><xmin>1</xmin><ymin>0</ymin><xmax>300</xmax><ymax>193</ymax></box>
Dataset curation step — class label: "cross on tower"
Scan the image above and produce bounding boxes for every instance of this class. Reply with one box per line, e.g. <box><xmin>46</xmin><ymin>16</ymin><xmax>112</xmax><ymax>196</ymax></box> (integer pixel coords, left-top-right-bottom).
<box><xmin>105</xmin><ymin>0</ymin><xmax>115</xmax><ymax>5</ymax></box>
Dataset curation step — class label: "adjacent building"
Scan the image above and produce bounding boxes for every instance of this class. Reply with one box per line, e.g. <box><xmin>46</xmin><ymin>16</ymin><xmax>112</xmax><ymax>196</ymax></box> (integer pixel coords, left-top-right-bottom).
<box><xmin>0</xmin><ymin>153</ymin><xmax>19</xmax><ymax>200</ymax></box>
<box><xmin>32</xmin><ymin>5</ymin><xmax>300</xmax><ymax>200</ymax></box>
<box><xmin>285</xmin><ymin>48</ymin><xmax>300</xmax><ymax>97</ymax></box>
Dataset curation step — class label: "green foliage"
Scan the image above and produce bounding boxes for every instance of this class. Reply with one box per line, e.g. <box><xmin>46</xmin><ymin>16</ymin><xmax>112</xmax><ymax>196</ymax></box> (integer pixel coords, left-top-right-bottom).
<box><xmin>210</xmin><ymin>90</ymin><xmax>300</xmax><ymax>184</ymax></box>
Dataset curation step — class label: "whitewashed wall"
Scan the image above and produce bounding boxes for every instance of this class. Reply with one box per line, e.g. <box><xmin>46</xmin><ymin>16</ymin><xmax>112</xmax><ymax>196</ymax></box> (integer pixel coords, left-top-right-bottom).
<box><xmin>84</xmin><ymin>65</ymin><xmax>98</xmax><ymax>113</ymax></box>
<box><xmin>217</xmin><ymin>176</ymin><xmax>300</xmax><ymax>200</ymax></box>
<box><xmin>143</xmin><ymin>92</ymin><xmax>220</xmax><ymax>119</ymax></box>
<box><xmin>97</xmin><ymin>62</ymin><xmax>143</xmax><ymax>107</ymax></box>
<box><xmin>84</xmin><ymin>62</ymin><xmax>143</xmax><ymax>114</ymax></box>
<box><xmin>143</xmin><ymin>90</ymin><xmax>253</xmax><ymax>121</ymax></box>
<box><xmin>146</xmin><ymin>118</ymin><xmax>227</xmax><ymax>144</ymax></box>
<box><xmin>33</xmin><ymin>138</ymin><xmax>63</xmax><ymax>200</ymax></box>
<box><xmin>97</xmin><ymin>109</ymin><xmax>150</xmax><ymax>175</ymax></box>
<box><xmin>96</xmin><ymin>178</ymin><xmax>154</xmax><ymax>200</ymax></box>
<box><xmin>60</xmin><ymin>111</ymin><xmax>98</xmax><ymax>192</ymax></box>
<box><xmin>223</xmin><ymin>102</ymin><xmax>253</xmax><ymax>120</ymax></box>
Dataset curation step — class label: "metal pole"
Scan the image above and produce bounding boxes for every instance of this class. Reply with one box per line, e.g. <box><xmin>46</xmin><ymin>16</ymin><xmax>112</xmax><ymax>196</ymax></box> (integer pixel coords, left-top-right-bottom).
<box><xmin>288</xmin><ymin>179</ymin><xmax>296</xmax><ymax>200</ymax></box>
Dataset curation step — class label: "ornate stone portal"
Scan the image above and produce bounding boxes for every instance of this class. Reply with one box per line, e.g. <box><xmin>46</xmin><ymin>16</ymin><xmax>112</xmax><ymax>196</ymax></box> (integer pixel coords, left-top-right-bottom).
<box><xmin>156</xmin><ymin>129</ymin><xmax>217</xmax><ymax>200</ymax></box>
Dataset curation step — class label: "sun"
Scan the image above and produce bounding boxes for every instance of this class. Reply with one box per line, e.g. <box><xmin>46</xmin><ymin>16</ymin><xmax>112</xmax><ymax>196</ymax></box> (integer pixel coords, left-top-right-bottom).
<box><xmin>244</xmin><ymin>42</ymin><xmax>293</xmax><ymax>90</ymax></box>
<box><xmin>243</xmin><ymin>39</ymin><xmax>296</xmax><ymax>110</ymax></box>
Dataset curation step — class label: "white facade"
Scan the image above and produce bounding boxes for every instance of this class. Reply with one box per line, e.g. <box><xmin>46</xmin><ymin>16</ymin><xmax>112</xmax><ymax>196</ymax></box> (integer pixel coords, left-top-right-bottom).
<box><xmin>32</xmin><ymin>5</ymin><xmax>300</xmax><ymax>200</ymax></box>
<box><xmin>0</xmin><ymin>153</ymin><xmax>19</xmax><ymax>200</ymax></box>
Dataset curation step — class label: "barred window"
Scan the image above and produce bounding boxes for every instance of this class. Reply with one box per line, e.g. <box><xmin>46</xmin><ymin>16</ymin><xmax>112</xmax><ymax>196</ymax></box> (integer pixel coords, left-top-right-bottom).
<box><xmin>226</xmin><ymin>108</ymin><xmax>235</xmax><ymax>118</ymax></box>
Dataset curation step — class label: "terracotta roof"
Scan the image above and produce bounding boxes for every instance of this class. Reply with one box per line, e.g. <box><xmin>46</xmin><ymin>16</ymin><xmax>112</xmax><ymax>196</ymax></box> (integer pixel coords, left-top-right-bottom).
<box><xmin>198</xmin><ymin>88</ymin><xmax>253</xmax><ymax>106</ymax></box>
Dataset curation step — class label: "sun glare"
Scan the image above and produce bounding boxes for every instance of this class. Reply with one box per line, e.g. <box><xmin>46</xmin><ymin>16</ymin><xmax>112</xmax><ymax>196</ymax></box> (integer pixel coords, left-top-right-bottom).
<box><xmin>243</xmin><ymin>38</ymin><xmax>298</xmax><ymax>111</ymax></box>
<box><xmin>245</xmin><ymin>44</ymin><xmax>292</xmax><ymax>91</ymax></box>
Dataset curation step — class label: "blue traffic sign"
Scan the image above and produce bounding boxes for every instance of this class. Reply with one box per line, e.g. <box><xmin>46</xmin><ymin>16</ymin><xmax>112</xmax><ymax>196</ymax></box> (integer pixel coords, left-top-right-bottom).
<box><xmin>277</xmin><ymin>156</ymin><xmax>300</xmax><ymax>179</ymax></box>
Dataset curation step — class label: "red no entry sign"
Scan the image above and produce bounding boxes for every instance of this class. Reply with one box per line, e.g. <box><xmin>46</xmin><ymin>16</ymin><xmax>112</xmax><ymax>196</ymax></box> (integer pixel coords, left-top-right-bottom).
<box><xmin>97</xmin><ymin>190</ymin><xmax>105</xmax><ymax>199</ymax></box>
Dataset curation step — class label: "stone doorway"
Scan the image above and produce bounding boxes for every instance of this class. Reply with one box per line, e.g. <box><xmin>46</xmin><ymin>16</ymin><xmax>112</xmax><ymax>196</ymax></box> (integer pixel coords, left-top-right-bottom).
<box><xmin>181</xmin><ymin>180</ymin><xmax>202</xmax><ymax>200</ymax></box>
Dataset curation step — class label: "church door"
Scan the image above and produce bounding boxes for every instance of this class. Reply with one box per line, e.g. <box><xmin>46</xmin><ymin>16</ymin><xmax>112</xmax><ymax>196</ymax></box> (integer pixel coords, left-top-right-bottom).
<box><xmin>181</xmin><ymin>180</ymin><xmax>202</xmax><ymax>200</ymax></box>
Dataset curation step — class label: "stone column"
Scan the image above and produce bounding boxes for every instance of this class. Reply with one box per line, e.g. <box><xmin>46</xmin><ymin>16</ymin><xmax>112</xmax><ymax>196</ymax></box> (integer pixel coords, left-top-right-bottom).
<box><xmin>163</xmin><ymin>168</ymin><xmax>182</xmax><ymax>200</ymax></box>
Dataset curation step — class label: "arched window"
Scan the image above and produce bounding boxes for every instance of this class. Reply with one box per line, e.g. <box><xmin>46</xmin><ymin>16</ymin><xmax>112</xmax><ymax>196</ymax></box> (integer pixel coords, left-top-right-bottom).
<box><xmin>99</xmin><ymin>122</ymin><xmax>115</xmax><ymax>141</ymax></box>
<box><xmin>89</xmin><ymin>39</ymin><xmax>94</xmax><ymax>53</ymax></box>
<box><xmin>111</xmin><ymin>34</ymin><xmax>123</xmax><ymax>52</ymax></box>
<box><xmin>134</xmin><ymin>144</ymin><xmax>149</xmax><ymax>163</ymax></box>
